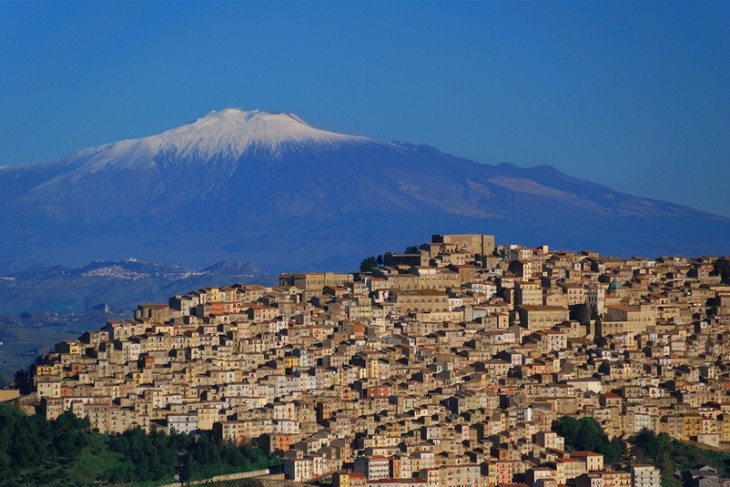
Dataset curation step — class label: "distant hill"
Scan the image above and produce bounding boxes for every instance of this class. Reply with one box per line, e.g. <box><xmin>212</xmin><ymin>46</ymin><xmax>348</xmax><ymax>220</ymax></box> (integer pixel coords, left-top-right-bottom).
<box><xmin>0</xmin><ymin>258</ymin><xmax>272</xmax><ymax>315</ymax></box>
<box><xmin>1</xmin><ymin>108</ymin><xmax>728</xmax><ymax>272</ymax></box>
<box><xmin>0</xmin><ymin>258</ymin><xmax>274</xmax><ymax>381</ymax></box>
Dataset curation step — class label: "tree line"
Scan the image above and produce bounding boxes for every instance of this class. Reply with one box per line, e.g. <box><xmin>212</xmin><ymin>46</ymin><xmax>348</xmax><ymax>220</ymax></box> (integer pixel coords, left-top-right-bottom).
<box><xmin>552</xmin><ymin>416</ymin><xmax>627</xmax><ymax>465</ymax></box>
<box><xmin>553</xmin><ymin>415</ymin><xmax>730</xmax><ymax>486</ymax></box>
<box><xmin>0</xmin><ymin>404</ymin><xmax>280</xmax><ymax>486</ymax></box>
<box><xmin>631</xmin><ymin>428</ymin><xmax>730</xmax><ymax>485</ymax></box>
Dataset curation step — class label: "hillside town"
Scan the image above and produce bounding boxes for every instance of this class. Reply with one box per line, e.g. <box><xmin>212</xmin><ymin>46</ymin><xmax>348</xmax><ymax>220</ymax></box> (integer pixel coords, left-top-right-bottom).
<box><xmin>15</xmin><ymin>233</ymin><xmax>730</xmax><ymax>486</ymax></box>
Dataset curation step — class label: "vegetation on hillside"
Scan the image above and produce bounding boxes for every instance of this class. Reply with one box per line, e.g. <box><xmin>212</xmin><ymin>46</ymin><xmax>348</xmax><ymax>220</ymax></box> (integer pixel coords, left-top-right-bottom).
<box><xmin>0</xmin><ymin>404</ymin><xmax>280</xmax><ymax>486</ymax></box>
<box><xmin>552</xmin><ymin>416</ymin><xmax>627</xmax><ymax>465</ymax></box>
<box><xmin>552</xmin><ymin>418</ymin><xmax>730</xmax><ymax>486</ymax></box>
<box><xmin>630</xmin><ymin>428</ymin><xmax>730</xmax><ymax>487</ymax></box>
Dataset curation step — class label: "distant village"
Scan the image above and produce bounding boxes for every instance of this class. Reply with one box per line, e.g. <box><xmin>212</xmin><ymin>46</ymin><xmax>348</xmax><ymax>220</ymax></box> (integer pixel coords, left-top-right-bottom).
<box><xmin>11</xmin><ymin>233</ymin><xmax>730</xmax><ymax>487</ymax></box>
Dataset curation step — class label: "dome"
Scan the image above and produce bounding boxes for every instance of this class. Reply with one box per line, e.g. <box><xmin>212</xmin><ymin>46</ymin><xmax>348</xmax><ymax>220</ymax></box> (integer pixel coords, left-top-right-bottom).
<box><xmin>607</xmin><ymin>278</ymin><xmax>623</xmax><ymax>294</ymax></box>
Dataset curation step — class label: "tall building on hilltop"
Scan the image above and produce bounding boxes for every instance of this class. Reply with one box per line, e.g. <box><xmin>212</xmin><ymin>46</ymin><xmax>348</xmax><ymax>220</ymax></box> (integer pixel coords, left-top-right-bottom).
<box><xmin>432</xmin><ymin>234</ymin><xmax>496</xmax><ymax>257</ymax></box>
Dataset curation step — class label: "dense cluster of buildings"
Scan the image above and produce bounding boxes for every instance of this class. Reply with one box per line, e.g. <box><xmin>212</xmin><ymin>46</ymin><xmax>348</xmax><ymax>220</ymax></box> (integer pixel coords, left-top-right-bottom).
<box><xmin>20</xmin><ymin>233</ymin><xmax>730</xmax><ymax>486</ymax></box>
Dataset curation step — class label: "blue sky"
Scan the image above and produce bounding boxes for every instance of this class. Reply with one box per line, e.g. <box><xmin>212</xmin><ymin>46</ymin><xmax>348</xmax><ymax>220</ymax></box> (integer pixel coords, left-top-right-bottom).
<box><xmin>1</xmin><ymin>1</ymin><xmax>729</xmax><ymax>216</ymax></box>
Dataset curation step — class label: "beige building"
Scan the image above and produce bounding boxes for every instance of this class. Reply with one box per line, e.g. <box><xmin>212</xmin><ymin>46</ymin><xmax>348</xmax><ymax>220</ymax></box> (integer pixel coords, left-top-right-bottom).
<box><xmin>279</xmin><ymin>272</ymin><xmax>353</xmax><ymax>296</ymax></box>
<box><xmin>392</xmin><ymin>289</ymin><xmax>449</xmax><ymax>314</ymax></box>
<box><xmin>518</xmin><ymin>305</ymin><xmax>569</xmax><ymax>331</ymax></box>
<box><xmin>597</xmin><ymin>305</ymin><xmax>656</xmax><ymax>337</ymax></box>
<box><xmin>515</xmin><ymin>281</ymin><xmax>543</xmax><ymax>306</ymax></box>
<box><xmin>354</xmin><ymin>455</ymin><xmax>390</xmax><ymax>480</ymax></box>
<box><xmin>570</xmin><ymin>452</ymin><xmax>604</xmax><ymax>472</ymax></box>
<box><xmin>407</xmin><ymin>266</ymin><xmax>460</xmax><ymax>290</ymax></box>
<box><xmin>432</xmin><ymin>233</ymin><xmax>495</xmax><ymax>258</ymax></box>
<box><xmin>630</xmin><ymin>464</ymin><xmax>661</xmax><ymax>487</ymax></box>
<box><xmin>558</xmin><ymin>283</ymin><xmax>586</xmax><ymax>306</ymax></box>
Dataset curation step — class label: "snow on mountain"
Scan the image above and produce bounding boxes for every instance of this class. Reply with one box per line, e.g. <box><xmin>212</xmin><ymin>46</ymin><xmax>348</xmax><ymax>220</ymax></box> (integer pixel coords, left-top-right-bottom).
<box><xmin>17</xmin><ymin>108</ymin><xmax>375</xmax><ymax>199</ymax></box>
<box><xmin>147</xmin><ymin>108</ymin><xmax>368</xmax><ymax>159</ymax></box>
<box><xmin>92</xmin><ymin>108</ymin><xmax>370</xmax><ymax>169</ymax></box>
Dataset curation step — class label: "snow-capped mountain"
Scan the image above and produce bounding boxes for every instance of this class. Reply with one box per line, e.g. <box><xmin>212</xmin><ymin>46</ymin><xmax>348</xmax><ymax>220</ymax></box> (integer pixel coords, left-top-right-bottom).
<box><xmin>1</xmin><ymin>108</ymin><xmax>728</xmax><ymax>271</ymax></box>
<box><xmin>43</xmin><ymin>109</ymin><xmax>368</xmax><ymax>175</ymax></box>
<box><xmin>147</xmin><ymin>108</ymin><xmax>368</xmax><ymax>157</ymax></box>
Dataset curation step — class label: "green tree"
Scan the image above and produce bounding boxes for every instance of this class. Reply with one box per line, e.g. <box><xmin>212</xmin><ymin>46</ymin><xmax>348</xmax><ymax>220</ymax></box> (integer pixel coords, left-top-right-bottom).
<box><xmin>552</xmin><ymin>416</ymin><xmax>580</xmax><ymax>449</ymax></box>
<box><xmin>222</xmin><ymin>442</ymin><xmax>246</xmax><ymax>466</ymax></box>
<box><xmin>180</xmin><ymin>454</ymin><xmax>195</xmax><ymax>483</ymax></box>
<box><xmin>597</xmin><ymin>441</ymin><xmax>626</xmax><ymax>465</ymax></box>
<box><xmin>552</xmin><ymin>415</ymin><xmax>625</xmax><ymax>464</ymax></box>
<box><xmin>13</xmin><ymin>369</ymin><xmax>32</xmax><ymax>395</ymax></box>
<box><xmin>360</xmin><ymin>256</ymin><xmax>378</xmax><ymax>273</ymax></box>
<box><xmin>571</xmin><ymin>303</ymin><xmax>592</xmax><ymax>324</ymax></box>
<box><xmin>0</xmin><ymin>404</ymin><xmax>280</xmax><ymax>485</ymax></box>
<box><xmin>632</xmin><ymin>429</ymin><xmax>672</xmax><ymax>463</ymax></box>
<box><xmin>576</xmin><ymin>417</ymin><xmax>608</xmax><ymax>451</ymax></box>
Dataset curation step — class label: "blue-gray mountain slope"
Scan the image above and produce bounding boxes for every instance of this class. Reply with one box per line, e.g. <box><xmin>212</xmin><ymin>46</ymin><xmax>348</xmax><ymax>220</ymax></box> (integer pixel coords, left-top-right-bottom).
<box><xmin>0</xmin><ymin>109</ymin><xmax>727</xmax><ymax>271</ymax></box>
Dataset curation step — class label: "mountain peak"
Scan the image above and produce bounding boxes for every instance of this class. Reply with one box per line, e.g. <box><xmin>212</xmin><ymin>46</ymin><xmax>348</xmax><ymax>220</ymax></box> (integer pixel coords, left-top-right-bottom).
<box><xmin>143</xmin><ymin>108</ymin><xmax>367</xmax><ymax>160</ymax></box>
<box><xmin>198</xmin><ymin>108</ymin><xmax>303</xmax><ymax>125</ymax></box>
